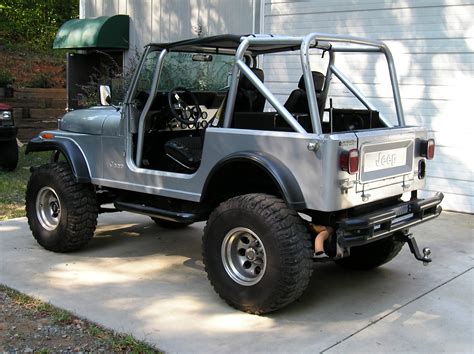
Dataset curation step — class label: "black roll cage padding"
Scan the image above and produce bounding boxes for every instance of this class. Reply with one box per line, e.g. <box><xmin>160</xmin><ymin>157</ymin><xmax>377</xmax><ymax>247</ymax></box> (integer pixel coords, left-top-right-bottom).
<box><xmin>201</xmin><ymin>151</ymin><xmax>306</xmax><ymax>210</ymax></box>
<box><xmin>25</xmin><ymin>137</ymin><xmax>91</xmax><ymax>183</ymax></box>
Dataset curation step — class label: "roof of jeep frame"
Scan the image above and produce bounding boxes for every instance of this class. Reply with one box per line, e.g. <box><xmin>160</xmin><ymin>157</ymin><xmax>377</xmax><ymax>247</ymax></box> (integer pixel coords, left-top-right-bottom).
<box><xmin>148</xmin><ymin>34</ymin><xmax>303</xmax><ymax>55</ymax></box>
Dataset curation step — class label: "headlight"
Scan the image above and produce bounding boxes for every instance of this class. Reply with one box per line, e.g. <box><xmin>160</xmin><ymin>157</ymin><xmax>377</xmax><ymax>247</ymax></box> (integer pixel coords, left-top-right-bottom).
<box><xmin>1</xmin><ymin>111</ymin><xmax>12</xmax><ymax>120</ymax></box>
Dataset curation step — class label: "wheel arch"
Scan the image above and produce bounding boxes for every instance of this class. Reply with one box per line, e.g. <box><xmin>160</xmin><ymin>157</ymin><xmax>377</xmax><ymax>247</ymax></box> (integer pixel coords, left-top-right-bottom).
<box><xmin>26</xmin><ymin>136</ymin><xmax>91</xmax><ymax>183</ymax></box>
<box><xmin>201</xmin><ymin>151</ymin><xmax>306</xmax><ymax>210</ymax></box>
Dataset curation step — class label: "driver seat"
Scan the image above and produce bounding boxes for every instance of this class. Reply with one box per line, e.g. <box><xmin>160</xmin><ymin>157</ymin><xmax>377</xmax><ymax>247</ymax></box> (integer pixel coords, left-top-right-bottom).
<box><xmin>165</xmin><ymin>68</ymin><xmax>265</xmax><ymax>172</ymax></box>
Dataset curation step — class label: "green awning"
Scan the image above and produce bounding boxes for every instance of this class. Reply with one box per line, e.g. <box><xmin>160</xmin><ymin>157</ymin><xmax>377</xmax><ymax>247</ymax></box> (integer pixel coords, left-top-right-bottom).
<box><xmin>53</xmin><ymin>15</ymin><xmax>129</xmax><ymax>50</ymax></box>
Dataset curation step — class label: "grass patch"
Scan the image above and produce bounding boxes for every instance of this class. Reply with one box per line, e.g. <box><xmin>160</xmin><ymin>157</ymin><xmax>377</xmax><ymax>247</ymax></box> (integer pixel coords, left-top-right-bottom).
<box><xmin>87</xmin><ymin>324</ymin><xmax>108</xmax><ymax>338</ymax></box>
<box><xmin>1</xmin><ymin>285</ymin><xmax>160</xmax><ymax>353</ymax></box>
<box><xmin>1</xmin><ymin>285</ymin><xmax>71</xmax><ymax>324</ymax></box>
<box><xmin>51</xmin><ymin>308</ymin><xmax>73</xmax><ymax>324</ymax></box>
<box><xmin>0</xmin><ymin>146</ymin><xmax>50</xmax><ymax>220</ymax></box>
<box><xmin>37</xmin><ymin>350</ymin><xmax>51</xmax><ymax>354</ymax></box>
<box><xmin>85</xmin><ymin>324</ymin><xmax>158</xmax><ymax>352</ymax></box>
<box><xmin>111</xmin><ymin>334</ymin><xmax>157</xmax><ymax>353</ymax></box>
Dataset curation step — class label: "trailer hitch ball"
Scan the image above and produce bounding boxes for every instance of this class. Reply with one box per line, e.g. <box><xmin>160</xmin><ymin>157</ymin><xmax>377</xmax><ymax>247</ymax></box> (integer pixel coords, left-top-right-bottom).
<box><xmin>403</xmin><ymin>233</ymin><xmax>432</xmax><ymax>265</ymax></box>
<box><xmin>422</xmin><ymin>247</ymin><xmax>431</xmax><ymax>266</ymax></box>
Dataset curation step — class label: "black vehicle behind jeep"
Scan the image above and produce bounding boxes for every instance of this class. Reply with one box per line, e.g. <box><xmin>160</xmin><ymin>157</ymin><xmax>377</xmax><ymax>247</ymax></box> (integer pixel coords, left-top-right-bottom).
<box><xmin>0</xmin><ymin>103</ymin><xmax>19</xmax><ymax>171</ymax></box>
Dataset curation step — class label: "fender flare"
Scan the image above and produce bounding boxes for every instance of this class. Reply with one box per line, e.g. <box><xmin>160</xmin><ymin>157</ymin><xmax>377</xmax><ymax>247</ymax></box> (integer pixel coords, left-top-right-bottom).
<box><xmin>201</xmin><ymin>151</ymin><xmax>306</xmax><ymax>210</ymax></box>
<box><xmin>25</xmin><ymin>136</ymin><xmax>91</xmax><ymax>183</ymax></box>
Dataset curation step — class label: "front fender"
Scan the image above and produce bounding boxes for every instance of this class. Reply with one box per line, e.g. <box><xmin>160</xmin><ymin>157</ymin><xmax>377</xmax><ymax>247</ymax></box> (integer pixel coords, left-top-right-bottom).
<box><xmin>202</xmin><ymin>151</ymin><xmax>306</xmax><ymax>210</ymax></box>
<box><xmin>26</xmin><ymin>136</ymin><xmax>91</xmax><ymax>183</ymax></box>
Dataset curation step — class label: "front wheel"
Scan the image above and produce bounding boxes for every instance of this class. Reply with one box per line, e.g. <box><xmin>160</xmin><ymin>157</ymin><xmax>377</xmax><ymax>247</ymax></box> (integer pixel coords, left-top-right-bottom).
<box><xmin>202</xmin><ymin>194</ymin><xmax>313</xmax><ymax>314</ymax></box>
<box><xmin>26</xmin><ymin>162</ymin><xmax>98</xmax><ymax>252</ymax></box>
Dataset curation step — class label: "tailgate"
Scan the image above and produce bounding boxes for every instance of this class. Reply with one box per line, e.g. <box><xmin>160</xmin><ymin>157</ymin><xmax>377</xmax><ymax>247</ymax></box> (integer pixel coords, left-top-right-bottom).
<box><xmin>354</xmin><ymin>127</ymin><xmax>427</xmax><ymax>195</ymax></box>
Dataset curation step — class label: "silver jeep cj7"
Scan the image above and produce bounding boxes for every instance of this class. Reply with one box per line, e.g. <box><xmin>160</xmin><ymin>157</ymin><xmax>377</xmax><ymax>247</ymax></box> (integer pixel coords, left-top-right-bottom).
<box><xmin>25</xmin><ymin>33</ymin><xmax>443</xmax><ymax>314</ymax></box>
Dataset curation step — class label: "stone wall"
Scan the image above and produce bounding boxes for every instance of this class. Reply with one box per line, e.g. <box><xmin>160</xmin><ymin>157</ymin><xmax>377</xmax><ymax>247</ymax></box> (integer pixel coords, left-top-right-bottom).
<box><xmin>2</xmin><ymin>88</ymin><xmax>66</xmax><ymax>142</ymax></box>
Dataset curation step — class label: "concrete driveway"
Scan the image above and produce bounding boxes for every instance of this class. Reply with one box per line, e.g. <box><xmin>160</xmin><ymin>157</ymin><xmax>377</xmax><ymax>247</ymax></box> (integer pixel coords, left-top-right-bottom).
<box><xmin>0</xmin><ymin>211</ymin><xmax>472</xmax><ymax>353</ymax></box>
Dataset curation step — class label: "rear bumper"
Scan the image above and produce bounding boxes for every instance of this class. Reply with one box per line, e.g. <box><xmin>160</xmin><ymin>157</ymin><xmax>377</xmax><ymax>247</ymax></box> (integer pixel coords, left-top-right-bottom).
<box><xmin>0</xmin><ymin>126</ymin><xmax>17</xmax><ymax>141</ymax></box>
<box><xmin>337</xmin><ymin>192</ymin><xmax>444</xmax><ymax>247</ymax></box>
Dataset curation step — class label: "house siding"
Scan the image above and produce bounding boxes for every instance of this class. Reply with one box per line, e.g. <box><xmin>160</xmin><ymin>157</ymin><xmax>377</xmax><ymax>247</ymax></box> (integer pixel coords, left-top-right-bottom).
<box><xmin>81</xmin><ymin>0</ymin><xmax>256</xmax><ymax>49</ymax></box>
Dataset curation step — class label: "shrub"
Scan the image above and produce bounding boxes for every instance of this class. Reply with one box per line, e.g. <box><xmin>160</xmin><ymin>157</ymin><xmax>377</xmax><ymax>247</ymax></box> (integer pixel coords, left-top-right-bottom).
<box><xmin>78</xmin><ymin>49</ymin><xmax>141</xmax><ymax>107</ymax></box>
<box><xmin>26</xmin><ymin>73</ymin><xmax>54</xmax><ymax>88</ymax></box>
<box><xmin>0</xmin><ymin>69</ymin><xmax>13</xmax><ymax>87</ymax></box>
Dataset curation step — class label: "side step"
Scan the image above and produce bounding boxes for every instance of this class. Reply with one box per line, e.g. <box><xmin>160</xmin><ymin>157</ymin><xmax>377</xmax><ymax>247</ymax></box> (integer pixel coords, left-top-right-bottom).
<box><xmin>114</xmin><ymin>201</ymin><xmax>203</xmax><ymax>224</ymax></box>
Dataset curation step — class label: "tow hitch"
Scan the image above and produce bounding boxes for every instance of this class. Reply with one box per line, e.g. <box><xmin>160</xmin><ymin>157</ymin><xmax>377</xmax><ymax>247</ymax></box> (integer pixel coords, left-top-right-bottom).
<box><xmin>401</xmin><ymin>233</ymin><xmax>432</xmax><ymax>265</ymax></box>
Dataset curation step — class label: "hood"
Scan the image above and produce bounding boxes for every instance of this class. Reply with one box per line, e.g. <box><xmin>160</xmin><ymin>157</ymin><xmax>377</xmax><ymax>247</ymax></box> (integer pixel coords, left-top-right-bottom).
<box><xmin>59</xmin><ymin>106</ymin><xmax>119</xmax><ymax>135</ymax></box>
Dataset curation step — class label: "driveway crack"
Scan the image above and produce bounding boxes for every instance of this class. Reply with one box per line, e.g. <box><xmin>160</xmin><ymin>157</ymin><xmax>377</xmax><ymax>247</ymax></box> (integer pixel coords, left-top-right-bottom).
<box><xmin>320</xmin><ymin>267</ymin><xmax>473</xmax><ymax>353</ymax></box>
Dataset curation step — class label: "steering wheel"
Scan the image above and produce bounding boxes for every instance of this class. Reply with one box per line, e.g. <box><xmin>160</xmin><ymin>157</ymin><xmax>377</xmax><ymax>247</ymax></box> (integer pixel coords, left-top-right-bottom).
<box><xmin>168</xmin><ymin>86</ymin><xmax>202</xmax><ymax>126</ymax></box>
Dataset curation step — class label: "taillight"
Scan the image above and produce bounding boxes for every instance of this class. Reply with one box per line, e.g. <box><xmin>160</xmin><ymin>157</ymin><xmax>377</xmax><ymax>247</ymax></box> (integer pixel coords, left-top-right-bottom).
<box><xmin>421</xmin><ymin>139</ymin><xmax>435</xmax><ymax>160</ymax></box>
<box><xmin>340</xmin><ymin>148</ymin><xmax>359</xmax><ymax>174</ymax></box>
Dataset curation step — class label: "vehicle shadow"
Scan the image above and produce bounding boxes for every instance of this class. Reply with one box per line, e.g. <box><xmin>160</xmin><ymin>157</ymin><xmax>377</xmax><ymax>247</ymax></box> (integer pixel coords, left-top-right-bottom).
<box><xmin>70</xmin><ymin>215</ymin><xmax>419</xmax><ymax>321</ymax></box>
<box><xmin>74</xmin><ymin>218</ymin><xmax>204</xmax><ymax>260</ymax></box>
<box><xmin>270</xmin><ymin>259</ymin><xmax>410</xmax><ymax>320</ymax></box>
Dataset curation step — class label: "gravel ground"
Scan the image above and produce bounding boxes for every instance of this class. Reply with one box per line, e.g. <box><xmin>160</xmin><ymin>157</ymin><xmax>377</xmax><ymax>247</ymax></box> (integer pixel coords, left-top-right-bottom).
<box><xmin>0</xmin><ymin>286</ymin><xmax>159</xmax><ymax>353</ymax></box>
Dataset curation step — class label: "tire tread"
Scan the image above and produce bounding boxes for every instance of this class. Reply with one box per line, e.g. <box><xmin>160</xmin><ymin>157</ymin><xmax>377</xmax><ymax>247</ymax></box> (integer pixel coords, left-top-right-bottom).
<box><xmin>26</xmin><ymin>162</ymin><xmax>98</xmax><ymax>252</ymax></box>
<box><xmin>203</xmin><ymin>193</ymin><xmax>313</xmax><ymax>314</ymax></box>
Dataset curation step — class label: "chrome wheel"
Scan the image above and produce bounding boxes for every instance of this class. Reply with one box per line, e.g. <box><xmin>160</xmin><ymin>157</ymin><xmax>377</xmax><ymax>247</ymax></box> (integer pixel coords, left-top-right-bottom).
<box><xmin>221</xmin><ymin>227</ymin><xmax>267</xmax><ymax>286</ymax></box>
<box><xmin>36</xmin><ymin>186</ymin><xmax>61</xmax><ymax>231</ymax></box>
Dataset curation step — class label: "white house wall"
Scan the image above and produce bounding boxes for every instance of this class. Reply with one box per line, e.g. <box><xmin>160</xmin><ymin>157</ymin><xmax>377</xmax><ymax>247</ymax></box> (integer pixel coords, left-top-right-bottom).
<box><xmin>81</xmin><ymin>0</ymin><xmax>255</xmax><ymax>49</ymax></box>
<box><xmin>264</xmin><ymin>0</ymin><xmax>474</xmax><ymax>213</ymax></box>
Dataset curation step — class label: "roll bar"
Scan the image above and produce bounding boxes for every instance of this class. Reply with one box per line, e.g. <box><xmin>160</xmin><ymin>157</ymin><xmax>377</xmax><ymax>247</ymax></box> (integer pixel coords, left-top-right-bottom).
<box><xmin>223</xmin><ymin>33</ymin><xmax>405</xmax><ymax>133</ymax></box>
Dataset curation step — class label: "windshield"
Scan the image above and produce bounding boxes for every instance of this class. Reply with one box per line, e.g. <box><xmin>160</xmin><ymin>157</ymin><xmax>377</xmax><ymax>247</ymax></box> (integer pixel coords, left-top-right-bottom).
<box><xmin>135</xmin><ymin>50</ymin><xmax>160</xmax><ymax>93</ymax></box>
<box><xmin>158</xmin><ymin>52</ymin><xmax>234</xmax><ymax>92</ymax></box>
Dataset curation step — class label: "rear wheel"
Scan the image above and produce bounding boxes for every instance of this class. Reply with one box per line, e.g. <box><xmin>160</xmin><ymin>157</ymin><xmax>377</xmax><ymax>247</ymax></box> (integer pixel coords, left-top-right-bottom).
<box><xmin>202</xmin><ymin>194</ymin><xmax>313</xmax><ymax>314</ymax></box>
<box><xmin>335</xmin><ymin>233</ymin><xmax>404</xmax><ymax>270</ymax></box>
<box><xmin>0</xmin><ymin>139</ymin><xmax>18</xmax><ymax>171</ymax></box>
<box><xmin>26</xmin><ymin>162</ymin><xmax>98</xmax><ymax>252</ymax></box>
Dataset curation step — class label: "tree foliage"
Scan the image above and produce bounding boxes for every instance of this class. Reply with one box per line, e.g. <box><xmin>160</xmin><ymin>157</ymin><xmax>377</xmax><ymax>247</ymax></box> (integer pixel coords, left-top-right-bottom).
<box><xmin>0</xmin><ymin>0</ymin><xmax>78</xmax><ymax>51</ymax></box>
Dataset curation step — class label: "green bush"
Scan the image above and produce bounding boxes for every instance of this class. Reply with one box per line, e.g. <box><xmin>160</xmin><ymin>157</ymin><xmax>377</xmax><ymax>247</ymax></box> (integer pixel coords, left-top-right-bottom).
<box><xmin>26</xmin><ymin>73</ymin><xmax>54</xmax><ymax>88</ymax></box>
<box><xmin>0</xmin><ymin>69</ymin><xmax>13</xmax><ymax>87</ymax></box>
<box><xmin>78</xmin><ymin>50</ymin><xmax>141</xmax><ymax>107</ymax></box>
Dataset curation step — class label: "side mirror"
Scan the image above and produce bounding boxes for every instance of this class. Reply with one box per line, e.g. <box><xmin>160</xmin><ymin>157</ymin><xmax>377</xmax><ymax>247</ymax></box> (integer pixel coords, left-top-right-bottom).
<box><xmin>99</xmin><ymin>85</ymin><xmax>111</xmax><ymax>106</ymax></box>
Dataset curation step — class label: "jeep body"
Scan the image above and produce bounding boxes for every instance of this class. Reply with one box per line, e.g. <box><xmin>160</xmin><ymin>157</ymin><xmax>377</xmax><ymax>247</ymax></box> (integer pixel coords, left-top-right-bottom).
<box><xmin>25</xmin><ymin>33</ymin><xmax>443</xmax><ymax>313</ymax></box>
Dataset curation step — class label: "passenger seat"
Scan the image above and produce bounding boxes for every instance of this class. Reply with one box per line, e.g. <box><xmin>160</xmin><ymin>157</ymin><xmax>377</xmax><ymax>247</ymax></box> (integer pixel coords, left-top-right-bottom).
<box><xmin>284</xmin><ymin>71</ymin><xmax>325</xmax><ymax>114</ymax></box>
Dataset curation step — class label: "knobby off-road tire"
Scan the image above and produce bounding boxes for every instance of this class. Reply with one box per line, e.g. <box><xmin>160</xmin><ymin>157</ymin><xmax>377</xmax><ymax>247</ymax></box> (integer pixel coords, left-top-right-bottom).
<box><xmin>26</xmin><ymin>162</ymin><xmax>98</xmax><ymax>252</ymax></box>
<box><xmin>151</xmin><ymin>217</ymin><xmax>193</xmax><ymax>229</ymax></box>
<box><xmin>0</xmin><ymin>139</ymin><xmax>19</xmax><ymax>171</ymax></box>
<box><xmin>202</xmin><ymin>194</ymin><xmax>314</xmax><ymax>314</ymax></box>
<box><xmin>335</xmin><ymin>233</ymin><xmax>404</xmax><ymax>270</ymax></box>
